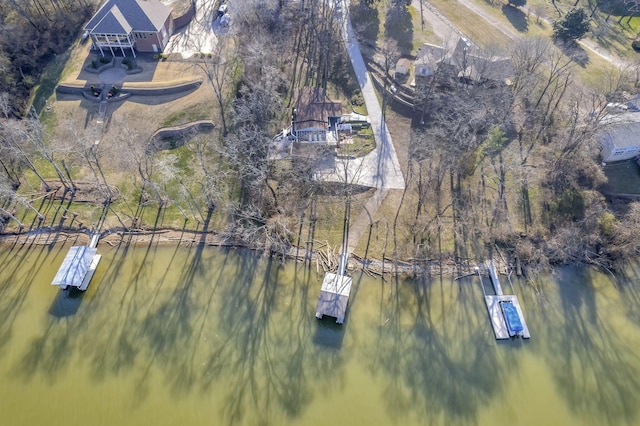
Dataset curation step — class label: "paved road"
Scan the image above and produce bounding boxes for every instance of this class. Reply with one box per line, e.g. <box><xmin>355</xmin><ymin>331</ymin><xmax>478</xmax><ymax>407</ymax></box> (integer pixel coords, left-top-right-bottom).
<box><xmin>332</xmin><ymin>5</ymin><xmax>406</xmax><ymax>191</ymax></box>
<box><xmin>412</xmin><ymin>0</ymin><xmax>470</xmax><ymax>47</ymax></box>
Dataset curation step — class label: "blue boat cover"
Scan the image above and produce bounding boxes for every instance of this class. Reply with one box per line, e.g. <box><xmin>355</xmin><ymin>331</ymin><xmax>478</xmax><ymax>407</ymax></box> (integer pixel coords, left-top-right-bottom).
<box><xmin>501</xmin><ymin>301</ymin><xmax>523</xmax><ymax>335</ymax></box>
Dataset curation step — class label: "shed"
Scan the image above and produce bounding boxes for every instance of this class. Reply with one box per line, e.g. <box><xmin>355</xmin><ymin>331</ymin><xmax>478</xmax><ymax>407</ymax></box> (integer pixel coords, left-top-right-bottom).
<box><xmin>394</xmin><ymin>58</ymin><xmax>411</xmax><ymax>80</ymax></box>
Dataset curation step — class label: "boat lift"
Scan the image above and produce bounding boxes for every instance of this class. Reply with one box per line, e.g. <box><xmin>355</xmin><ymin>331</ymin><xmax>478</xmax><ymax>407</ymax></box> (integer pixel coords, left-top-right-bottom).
<box><xmin>477</xmin><ymin>261</ymin><xmax>530</xmax><ymax>340</ymax></box>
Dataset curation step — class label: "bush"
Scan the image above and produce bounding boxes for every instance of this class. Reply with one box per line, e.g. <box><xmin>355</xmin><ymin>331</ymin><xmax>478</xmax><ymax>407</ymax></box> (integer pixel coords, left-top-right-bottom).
<box><xmin>99</xmin><ymin>56</ymin><xmax>111</xmax><ymax>64</ymax></box>
<box><xmin>91</xmin><ymin>60</ymin><xmax>97</xmax><ymax>69</ymax></box>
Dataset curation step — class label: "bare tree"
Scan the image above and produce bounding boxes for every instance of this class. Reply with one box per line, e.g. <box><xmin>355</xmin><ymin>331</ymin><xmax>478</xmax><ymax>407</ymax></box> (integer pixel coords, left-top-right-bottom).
<box><xmin>195</xmin><ymin>35</ymin><xmax>240</xmax><ymax>136</ymax></box>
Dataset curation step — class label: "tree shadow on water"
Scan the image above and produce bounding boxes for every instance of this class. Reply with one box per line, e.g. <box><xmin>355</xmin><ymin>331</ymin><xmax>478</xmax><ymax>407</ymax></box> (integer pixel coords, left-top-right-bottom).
<box><xmin>502</xmin><ymin>4</ymin><xmax>529</xmax><ymax>33</ymax></box>
<box><xmin>617</xmin><ymin>262</ymin><xmax>640</xmax><ymax>327</ymax></box>
<box><xmin>364</xmin><ymin>274</ymin><xmax>512</xmax><ymax>424</ymax></box>
<box><xmin>541</xmin><ymin>266</ymin><xmax>640</xmax><ymax>425</ymax></box>
<box><xmin>0</xmin><ymin>244</ymin><xmax>60</xmax><ymax>359</ymax></box>
<box><xmin>195</xmin><ymin>258</ymin><xmax>347</xmax><ymax>425</ymax></box>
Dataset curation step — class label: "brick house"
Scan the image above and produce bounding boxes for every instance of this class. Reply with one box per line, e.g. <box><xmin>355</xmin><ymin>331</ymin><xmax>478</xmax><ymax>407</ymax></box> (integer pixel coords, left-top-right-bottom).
<box><xmin>85</xmin><ymin>0</ymin><xmax>174</xmax><ymax>57</ymax></box>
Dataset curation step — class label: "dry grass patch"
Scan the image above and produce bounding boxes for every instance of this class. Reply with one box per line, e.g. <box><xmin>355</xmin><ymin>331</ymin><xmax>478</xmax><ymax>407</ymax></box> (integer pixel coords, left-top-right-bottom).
<box><xmin>428</xmin><ymin>0</ymin><xmax>512</xmax><ymax>49</ymax></box>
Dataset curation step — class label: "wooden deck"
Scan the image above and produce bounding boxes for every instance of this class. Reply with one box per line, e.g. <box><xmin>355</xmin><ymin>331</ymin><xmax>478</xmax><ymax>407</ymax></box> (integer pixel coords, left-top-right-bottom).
<box><xmin>315</xmin><ymin>272</ymin><xmax>353</xmax><ymax>324</ymax></box>
<box><xmin>484</xmin><ymin>295</ymin><xmax>531</xmax><ymax>339</ymax></box>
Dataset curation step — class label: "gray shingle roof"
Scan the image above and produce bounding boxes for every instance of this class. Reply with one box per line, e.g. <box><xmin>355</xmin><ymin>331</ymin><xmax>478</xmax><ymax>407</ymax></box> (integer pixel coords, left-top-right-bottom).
<box><xmin>603</xmin><ymin>122</ymin><xmax>640</xmax><ymax>149</ymax></box>
<box><xmin>85</xmin><ymin>0</ymin><xmax>171</xmax><ymax>34</ymax></box>
<box><xmin>92</xmin><ymin>5</ymin><xmax>132</xmax><ymax>34</ymax></box>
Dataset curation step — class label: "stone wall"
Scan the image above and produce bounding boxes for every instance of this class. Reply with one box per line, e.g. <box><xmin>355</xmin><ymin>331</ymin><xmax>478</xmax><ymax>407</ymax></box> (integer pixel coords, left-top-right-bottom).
<box><xmin>173</xmin><ymin>0</ymin><xmax>196</xmax><ymax>30</ymax></box>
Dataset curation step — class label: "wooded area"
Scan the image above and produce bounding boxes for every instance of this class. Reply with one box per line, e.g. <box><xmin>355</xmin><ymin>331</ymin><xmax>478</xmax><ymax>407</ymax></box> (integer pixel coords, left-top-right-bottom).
<box><xmin>0</xmin><ymin>0</ymin><xmax>96</xmax><ymax>116</ymax></box>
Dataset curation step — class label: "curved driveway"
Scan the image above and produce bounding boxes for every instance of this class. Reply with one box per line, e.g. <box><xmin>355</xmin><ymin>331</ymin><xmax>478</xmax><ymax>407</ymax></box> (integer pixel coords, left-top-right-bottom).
<box><xmin>333</xmin><ymin>5</ymin><xmax>406</xmax><ymax>190</ymax></box>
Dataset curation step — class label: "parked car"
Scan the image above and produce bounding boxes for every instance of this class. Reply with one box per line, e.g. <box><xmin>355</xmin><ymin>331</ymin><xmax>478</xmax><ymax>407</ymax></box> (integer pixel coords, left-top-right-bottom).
<box><xmin>217</xmin><ymin>4</ymin><xmax>228</xmax><ymax>17</ymax></box>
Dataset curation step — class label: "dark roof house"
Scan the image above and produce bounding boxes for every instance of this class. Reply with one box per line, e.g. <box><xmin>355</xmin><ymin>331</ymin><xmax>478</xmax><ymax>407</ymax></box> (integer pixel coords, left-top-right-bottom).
<box><xmin>414</xmin><ymin>38</ymin><xmax>513</xmax><ymax>85</ymax></box>
<box><xmin>85</xmin><ymin>0</ymin><xmax>174</xmax><ymax>57</ymax></box>
<box><xmin>292</xmin><ymin>88</ymin><xmax>343</xmax><ymax>144</ymax></box>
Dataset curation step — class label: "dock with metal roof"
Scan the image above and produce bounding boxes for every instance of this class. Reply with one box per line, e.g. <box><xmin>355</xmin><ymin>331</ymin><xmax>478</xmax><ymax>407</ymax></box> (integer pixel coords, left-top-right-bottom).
<box><xmin>51</xmin><ymin>234</ymin><xmax>102</xmax><ymax>291</ymax></box>
<box><xmin>478</xmin><ymin>261</ymin><xmax>530</xmax><ymax>340</ymax></box>
<box><xmin>315</xmin><ymin>265</ymin><xmax>352</xmax><ymax>324</ymax></box>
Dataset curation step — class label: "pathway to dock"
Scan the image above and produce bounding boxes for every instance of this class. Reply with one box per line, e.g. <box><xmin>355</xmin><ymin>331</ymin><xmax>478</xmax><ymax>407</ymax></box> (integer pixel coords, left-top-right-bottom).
<box><xmin>316</xmin><ymin>196</ymin><xmax>353</xmax><ymax>324</ymax></box>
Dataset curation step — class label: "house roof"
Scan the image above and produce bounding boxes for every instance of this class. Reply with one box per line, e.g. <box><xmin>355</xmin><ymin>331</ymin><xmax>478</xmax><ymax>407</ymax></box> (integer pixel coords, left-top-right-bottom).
<box><xmin>85</xmin><ymin>0</ymin><xmax>171</xmax><ymax>34</ymax></box>
<box><xmin>414</xmin><ymin>39</ymin><xmax>513</xmax><ymax>82</ymax></box>
<box><xmin>293</xmin><ymin>88</ymin><xmax>342</xmax><ymax>128</ymax></box>
<box><xmin>414</xmin><ymin>43</ymin><xmax>448</xmax><ymax>76</ymax></box>
<box><xmin>602</xmin><ymin>122</ymin><xmax>640</xmax><ymax>148</ymax></box>
<box><xmin>395</xmin><ymin>58</ymin><xmax>411</xmax><ymax>75</ymax></box>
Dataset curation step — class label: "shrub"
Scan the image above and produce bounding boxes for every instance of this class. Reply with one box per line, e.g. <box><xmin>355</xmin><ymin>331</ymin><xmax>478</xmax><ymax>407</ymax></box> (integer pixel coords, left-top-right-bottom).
<box><xmin>91</xmin><ymin>60</ymin><xmax>97</xmax><ymax>69</ymax></box>
<box><xmin>99</xmin><ymin>56</ymin><xmax>111</xmax><ymax>64</ymax></box>
<box><xmin>553</xmin><ymin>8</ymin><xmax>590</xmax><ymax>44</ymax></box>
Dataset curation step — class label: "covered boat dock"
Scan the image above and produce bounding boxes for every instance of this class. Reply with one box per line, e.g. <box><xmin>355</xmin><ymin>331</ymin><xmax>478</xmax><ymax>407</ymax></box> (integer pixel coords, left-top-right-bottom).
<box><xmin>51</xmin><ymin>235</ymin><xmax>102</xmax><ymax>291</ymax></box>
<box><xmin>315</xmin><ymin>269</ymin><xmax>352</xmax><ymax>324</ymax></box>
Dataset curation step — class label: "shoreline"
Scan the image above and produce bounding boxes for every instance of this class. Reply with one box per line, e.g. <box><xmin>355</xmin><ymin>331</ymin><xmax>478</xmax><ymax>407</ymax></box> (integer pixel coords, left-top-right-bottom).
<box><xmin>0</xmin><ymin>227</ymin><xmax>476</xmax><ymax>279</ymax></box>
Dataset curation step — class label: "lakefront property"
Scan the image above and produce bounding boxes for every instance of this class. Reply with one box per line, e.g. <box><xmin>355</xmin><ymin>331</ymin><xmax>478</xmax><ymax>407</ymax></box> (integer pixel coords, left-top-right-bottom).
<box><xmin>84</xmin><ymin>0</ymin><xmax>174</xmax><ymax>57</ymax></box>
<box><xmin>3</xmin><ymin>0</ymin><xmax>640</xmax><ymax>425</ymax></box>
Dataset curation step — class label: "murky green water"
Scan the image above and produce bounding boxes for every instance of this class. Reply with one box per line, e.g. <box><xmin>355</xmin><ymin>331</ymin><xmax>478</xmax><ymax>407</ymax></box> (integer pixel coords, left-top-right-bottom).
<box><xmin>1</xmin><ymin>240</ymin><xmax>639</xmax><ymax>425</ymax></box>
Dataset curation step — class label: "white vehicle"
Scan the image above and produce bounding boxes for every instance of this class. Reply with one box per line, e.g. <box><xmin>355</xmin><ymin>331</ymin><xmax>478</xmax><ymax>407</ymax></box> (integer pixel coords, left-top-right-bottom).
<box><xmin>217</xmin><ymin>4</ymin><xmax>228</xmax><ymax>17</ymax></box>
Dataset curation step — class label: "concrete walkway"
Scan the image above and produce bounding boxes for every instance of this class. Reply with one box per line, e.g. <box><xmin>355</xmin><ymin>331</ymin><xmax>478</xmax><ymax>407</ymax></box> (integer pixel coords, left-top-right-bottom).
<box><xmin>165</xmin><ymin>0</ymin><xmax>219</xmax><ymax>58</ymax></box>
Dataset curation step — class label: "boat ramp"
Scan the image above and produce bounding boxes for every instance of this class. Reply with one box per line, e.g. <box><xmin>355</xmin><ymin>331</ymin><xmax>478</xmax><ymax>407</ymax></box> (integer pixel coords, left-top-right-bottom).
<box><xmin>478</xmin><ymin>261</ymin><xmax>530</xmax><ymax>340</ymax></box>
<box><xmin>51</xmin><ymin>234</ymin><xmax>102</xmax><ymax>291</ymax></box>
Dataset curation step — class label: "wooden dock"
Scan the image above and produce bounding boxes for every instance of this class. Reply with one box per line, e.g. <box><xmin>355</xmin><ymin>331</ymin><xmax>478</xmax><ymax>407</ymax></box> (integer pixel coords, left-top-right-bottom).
<box><xmin>479</xmin><ymin>262</ymin><xmax>531</xmax><ymax>340</ymax></box>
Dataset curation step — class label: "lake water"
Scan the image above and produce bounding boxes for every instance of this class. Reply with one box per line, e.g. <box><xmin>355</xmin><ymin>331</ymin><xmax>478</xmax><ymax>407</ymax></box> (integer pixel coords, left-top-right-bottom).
<box><xmin>1</xmin><ymin>240</ymin><xmax>639</xmax><ymax>425</ymax></box>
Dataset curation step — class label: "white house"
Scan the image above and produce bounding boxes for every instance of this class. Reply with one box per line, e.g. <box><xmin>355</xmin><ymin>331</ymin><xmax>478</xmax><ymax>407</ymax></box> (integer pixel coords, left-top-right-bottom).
<box><xmin>600</xmin><ymin>122</ymin><xmax>640</xmax><ymax>163</ymax></box>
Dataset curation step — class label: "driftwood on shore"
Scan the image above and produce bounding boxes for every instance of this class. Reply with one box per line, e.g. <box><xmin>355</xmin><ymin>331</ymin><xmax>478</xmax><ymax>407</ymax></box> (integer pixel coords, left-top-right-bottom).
<box><xmin>0</xmin><ymin>227</ymin><xmax>522</xmax><ymax>279</ymax></box>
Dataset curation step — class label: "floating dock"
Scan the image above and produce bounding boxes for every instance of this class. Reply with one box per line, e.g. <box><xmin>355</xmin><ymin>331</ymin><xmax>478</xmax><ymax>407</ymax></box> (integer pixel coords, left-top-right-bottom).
<box><xmin>51</xmin><ymin>234</ymin><xmax>102</xmax><ymax>291</ymax></box>
<box><xmin>480</xmin><ymin>262</ymin><xmax>530</xmax><ymax>340</ymax></box>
